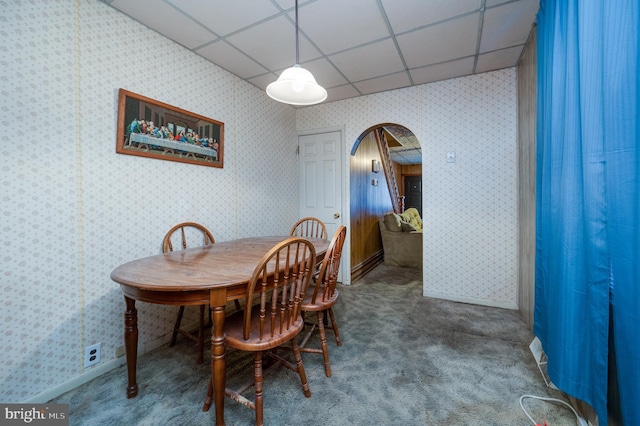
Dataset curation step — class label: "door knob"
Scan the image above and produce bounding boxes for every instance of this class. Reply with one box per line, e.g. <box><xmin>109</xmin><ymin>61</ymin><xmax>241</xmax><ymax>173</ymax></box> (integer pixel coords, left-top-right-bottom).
<box><xmin>334</xmin><ymin>213</ymin><xmax>340</xmax><ymax>219</ymax></box>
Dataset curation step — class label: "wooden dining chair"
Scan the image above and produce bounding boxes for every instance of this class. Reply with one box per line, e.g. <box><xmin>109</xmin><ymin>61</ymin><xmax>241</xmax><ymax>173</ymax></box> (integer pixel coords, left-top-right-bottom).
<box><xmin>162</xmin><ymin>222</ymin><xmax>215</xmax><ymax>364</ymax></box>
<box><xmin>209</xmin><ymin>237</ymin><xmax>316</xmax><ymax>426</ymax></box>
<box><xmin>298</xmin><ymin>225</ymin><xmax>347</xmax><ymax>377</ymax></box>
<box><xmin>289</xmin><ymin>217</ymin><xmax>328</xmax><ymax>240</ymax></box>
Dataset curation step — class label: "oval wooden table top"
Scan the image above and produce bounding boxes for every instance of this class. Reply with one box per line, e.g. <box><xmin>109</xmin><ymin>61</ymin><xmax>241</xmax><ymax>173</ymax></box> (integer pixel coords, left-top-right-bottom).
<box><xmin>111</xmin><ymin>235</ymin><xmax>330</xmax><ymax>292</ymax></box>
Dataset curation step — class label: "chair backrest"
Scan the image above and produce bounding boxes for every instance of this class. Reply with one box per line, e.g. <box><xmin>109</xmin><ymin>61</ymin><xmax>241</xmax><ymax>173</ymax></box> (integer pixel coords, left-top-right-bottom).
<box><xmin>162</xmin><ymin>222</ymin><xmax>215</xmax><ymax>253</ymax></box>
<box><xmin>289</xmin><ymin>217</ymin><xmax>328</xmax><ymax>240</ymax></box>
<box><xmin>309</xmin><ymin>226</ymin><xmax>347</xmax><ymax>305</ymax></box>
<box><xmin>242</xmin><ymin>238</ymin><xmax>316</xmax><ymax>341</ymax></box>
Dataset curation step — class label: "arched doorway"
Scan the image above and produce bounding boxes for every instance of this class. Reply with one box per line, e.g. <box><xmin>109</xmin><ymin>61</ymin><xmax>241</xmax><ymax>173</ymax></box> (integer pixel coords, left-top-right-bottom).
<box><xmin>349</xmin><ymin>123</ymin><xmax>422</xmax><ymax>281</ymax></box>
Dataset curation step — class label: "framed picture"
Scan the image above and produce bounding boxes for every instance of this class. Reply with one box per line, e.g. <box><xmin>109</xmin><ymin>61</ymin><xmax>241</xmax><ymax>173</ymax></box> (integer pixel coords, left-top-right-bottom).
<box><xmin>116</xmin><ymin>89</ymin><xmax>224</xmax><ymax>168</ymax></box>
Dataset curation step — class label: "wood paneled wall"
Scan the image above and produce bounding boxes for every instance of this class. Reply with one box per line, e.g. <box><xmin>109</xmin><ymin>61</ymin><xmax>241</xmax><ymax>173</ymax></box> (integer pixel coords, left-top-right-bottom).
<box><xmin>517</xmin><ymin>27</ymin><xmax>537</xmax><ymax>331</ymax></box>
<box><xmin>350</xmin><ymin>131</ymin><xmax>393</xmax><ymax>279</ymax></box>
<box><xmin>401</xmin><ymin>164</ymin><xmax>422</xmax><ymax>175</ymax></box>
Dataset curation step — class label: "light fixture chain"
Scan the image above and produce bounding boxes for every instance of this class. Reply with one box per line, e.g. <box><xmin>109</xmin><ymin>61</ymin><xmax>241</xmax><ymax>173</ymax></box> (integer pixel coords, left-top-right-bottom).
<box><xmin>265</xmin><ymin>0</ymin><xmax>327</xmax><ymax>105</ymax></box>
<box><xmin>295</xmin><ymin>0</ymin><xmax>299</xmax><ymax>65</ymax></box>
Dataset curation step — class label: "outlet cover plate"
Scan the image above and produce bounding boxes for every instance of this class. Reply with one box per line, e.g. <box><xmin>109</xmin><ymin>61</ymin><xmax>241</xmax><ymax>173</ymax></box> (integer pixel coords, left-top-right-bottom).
<box><xmin>84</xmin><ymin>343</ymin><xmax>101</xmax><ymax>368</ymax></box>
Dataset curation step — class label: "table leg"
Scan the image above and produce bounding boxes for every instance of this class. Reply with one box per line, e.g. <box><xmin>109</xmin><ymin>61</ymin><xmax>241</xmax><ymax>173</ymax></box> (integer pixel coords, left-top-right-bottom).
<box><xmin>124</xmin><ymin>296</ymin><xmax>138</xmax><ymax>398</ymax></box>
<box><xmin>202</xmin><ymin>292</ymin><xmax>227</xmax><ymax>426</ymax></box>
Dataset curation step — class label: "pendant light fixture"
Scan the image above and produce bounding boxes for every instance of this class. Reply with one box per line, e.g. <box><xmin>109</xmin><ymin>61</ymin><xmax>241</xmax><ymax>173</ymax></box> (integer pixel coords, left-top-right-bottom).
<box><xmin>266</xmin><ymin>0</ymin><xmax>327</xmax><ymax>105</ymax></box>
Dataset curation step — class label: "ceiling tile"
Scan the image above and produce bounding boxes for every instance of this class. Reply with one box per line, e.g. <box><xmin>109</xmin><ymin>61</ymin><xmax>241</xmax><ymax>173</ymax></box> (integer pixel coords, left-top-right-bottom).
<box><xmin>272</xmin><ymin>0</ymin><xmax>314</xmax><ymax>10</ymax></box>
<box><xmin>475</xmin><ymin>46</ymin><xmax>524</xmax><ymax>73</ymax></box>
<box><xmin>302</xmin><ymin>57</ymin><xmax>349</xmax><ymax>89</ymax></box>
<box><xmin>248</xmin><ymin>73</ymin><xmax>279</xmax><ymax>91</ymax></box>
<box><xmin>410</xmin><ymin>57</ymin><xmax>475</xmax><ymax>85</ymax></box>
<box><xmin>329</xmin><ymin>38</ymin><xmax>405</xmax><ymax>82</ymax></box>
<box><xmin>354</xmin><ymin>72</ymin><xmax>412</xmax><ymax>95</ymax></box>
<box><xmin>382</xmin><ymin>0</ymin><xmax>481</xmax><ymax>33</ymax></box>
<box><xmin>226</xmin><ymin>15</ymin><xmax>321</xmax><ymax>71</ymax></box>
<box><xmin>299</xmin><ymin>0</ymin><xmax>391</xmax><ymax>54</ymax></box>
<box><xmin>109</xmin><ymin>0</ymin><xmax>217</xmax><ymax>49</ymax></box>
<box><xmin>397</xmin><ymin>13</ymin><xmax>480</xmax><ymax>68</ymax></box>
<box><xmin>197</xmin><ymin>41</ymin><xmax>268</xmax><ymax>79</ymax></box>
<box><xmin>103</xmin><ymin>0</ymin><xmax>540</xmax><ymax>103</ymax></box>
<box><xmin>480</xmin><ymin>0</ymin><xmax>539</xmax><ymax>53</ymax></box>
<box><xmin>325</xmin><ymin>84</ymin><xmax>362</xmax><ymax>103</ymax></box>
<box><xmin>168</xmin><ymin>0</ymin><xmax>281</xmax><ymax>37</ymax></box>
<box><xmin>485</xmin><ymin>0</ymin><xmax>532</xmax><ymax>7</ymax></box>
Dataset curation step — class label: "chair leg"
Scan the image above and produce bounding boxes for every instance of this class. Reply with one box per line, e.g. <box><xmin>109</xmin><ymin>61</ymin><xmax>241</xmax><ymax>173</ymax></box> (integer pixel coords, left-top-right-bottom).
<box><xmin>171</xmin><ymin>305</ymin><xmax>208</xmax><ymax>364</ymax></box>
<box><xmin>254</xmin><ymin>352</ymin><xmax>264</xmax><ymax>426</ymax></box>
<box><xmin>170</xmin><ymin>306</ymin><xmax>186</xmax><ymax>347</ymax></box>
<box><xmin>290</xmin><ymin>339</ymin><xmax>311</xmax><ymax>397</ymax></box>
<box><xmin>316</xmin><ymin>311</ymin><xmax>332</xmax><ymax>377</ymax></box>
<box><xmin>203</xmin><ymin>375</ymin><xmax>213</xmax><ymax>411</ymax></box>
<box><xmin>327</xmin><ymin>308</ymin><xmax>342</xmax><ymax>346</ymax></box>
<box><xmin>196</xmin><ymin>305</ymin><xmax>205</xmax><ymax>364</ymax></box>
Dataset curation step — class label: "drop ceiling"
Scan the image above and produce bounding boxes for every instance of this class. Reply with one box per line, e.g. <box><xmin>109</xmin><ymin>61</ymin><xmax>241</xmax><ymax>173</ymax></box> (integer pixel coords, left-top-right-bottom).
<box><xmin>384</xmin><ymin>125</ymin><xmax>423</xmax><ymax>165</ymax></box>
<box><xmin>100</xmin><ymin>0</ymin><xmax>539</xmax><ymax>104</ymax></box>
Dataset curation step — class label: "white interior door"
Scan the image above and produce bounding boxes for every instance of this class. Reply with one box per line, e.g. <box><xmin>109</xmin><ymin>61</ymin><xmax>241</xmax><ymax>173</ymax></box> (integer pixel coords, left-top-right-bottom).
<box><xmin>298</xmin><ymin>130</ymin><xmax>344</xmax><ymax>280</ymax></box>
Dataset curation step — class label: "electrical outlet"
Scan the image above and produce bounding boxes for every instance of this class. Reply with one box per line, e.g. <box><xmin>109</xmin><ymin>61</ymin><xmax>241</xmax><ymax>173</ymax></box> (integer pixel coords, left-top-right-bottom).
<box><xmin>84</xmin><ymin>343</ymin><xmax>101</xmax><ymax>368</ymax></box>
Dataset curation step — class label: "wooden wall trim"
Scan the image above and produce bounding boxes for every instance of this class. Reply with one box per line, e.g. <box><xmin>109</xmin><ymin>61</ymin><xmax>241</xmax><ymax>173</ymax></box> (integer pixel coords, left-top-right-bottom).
<box><xmin>351</xmin><ymin>251</ymin><xmax>384</xmax><ymax>283</ymax></box>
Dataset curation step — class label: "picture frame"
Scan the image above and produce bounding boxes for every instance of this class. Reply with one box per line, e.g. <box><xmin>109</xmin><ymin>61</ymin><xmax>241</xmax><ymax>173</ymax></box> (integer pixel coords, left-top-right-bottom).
<box><xmin>116</xmin><ymin>89</ymin><xmax>224</xmax><ymax>168</ymax></box>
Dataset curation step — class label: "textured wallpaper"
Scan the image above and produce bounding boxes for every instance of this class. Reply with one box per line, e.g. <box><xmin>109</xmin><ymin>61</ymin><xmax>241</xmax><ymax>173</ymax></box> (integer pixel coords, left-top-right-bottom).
<box><xmin>0</xmin><ymin>0</ymin><xmax>297</xmax><ymax>402</ymax></box>
<box><xmin>1</xmin><ymin>0</ymin><xmax>517</xmax><ymax>404</ymax></box>
<box><xmin>298</xmin><ymin>69</ymin><xmax>518</xmax><ymax>309</ymax></box>
<box><xmin>421</xmin><ymin>72</ymin><xmax>517</xmax><ymax>306</ymax></box>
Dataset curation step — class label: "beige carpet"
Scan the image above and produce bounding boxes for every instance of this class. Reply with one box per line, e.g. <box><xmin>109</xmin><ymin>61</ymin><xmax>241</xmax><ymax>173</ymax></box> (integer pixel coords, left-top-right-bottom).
<box><xmin>51</xmin><ymin>264</ymin><xmax>578</xmax><ymax>425</ymax></box>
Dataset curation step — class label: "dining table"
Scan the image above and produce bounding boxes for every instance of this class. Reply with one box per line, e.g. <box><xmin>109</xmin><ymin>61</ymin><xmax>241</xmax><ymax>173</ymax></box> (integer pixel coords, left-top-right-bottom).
<box><xmin>110</xmin><ymin>235</ymin><xmax>330</xmax><ymax>426</ymax></box>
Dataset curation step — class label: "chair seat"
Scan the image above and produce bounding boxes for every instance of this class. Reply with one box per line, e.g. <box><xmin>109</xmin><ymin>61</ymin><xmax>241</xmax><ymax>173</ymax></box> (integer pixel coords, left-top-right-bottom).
<box><xmin>301</xmin><ymin>288</ymin><xmax>339</xmax><ymax>311</ymax></box>
<box><xmin>225</xmin><ymin>304</ymin><xmax>306</xmax><ymax>352</ymax></box>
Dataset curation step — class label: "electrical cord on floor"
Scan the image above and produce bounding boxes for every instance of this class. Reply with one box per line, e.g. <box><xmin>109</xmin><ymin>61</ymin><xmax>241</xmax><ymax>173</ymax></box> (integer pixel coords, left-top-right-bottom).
<box><xmin>519</xmin><ymin>394</ymin><xmax>588</xmax><ymax>426</ymax></box>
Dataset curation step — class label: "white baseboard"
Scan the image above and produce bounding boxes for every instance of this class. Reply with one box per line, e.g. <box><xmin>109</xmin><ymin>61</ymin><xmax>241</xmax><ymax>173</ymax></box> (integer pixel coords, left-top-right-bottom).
<box><xmin>25</xmin><ymin>329</ymin><xmax>183</xmax><ymax>404</ymax></box>
<box><xmin>422</xmin><ymin>290</ymin><xmax>518</xmax><ymax>310</ymax></box>
<box><xmin>26</xmin><ymin>356</ymin><xmax>126</xmax><ymax>404</ymax></box>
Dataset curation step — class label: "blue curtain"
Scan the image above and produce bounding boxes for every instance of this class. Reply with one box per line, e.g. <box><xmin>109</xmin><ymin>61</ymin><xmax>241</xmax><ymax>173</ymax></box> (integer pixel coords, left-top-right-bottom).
<box><xmin>535</xmin><ymin>1</ymin><xmax>639</xmax><ymax>425</ymax></box>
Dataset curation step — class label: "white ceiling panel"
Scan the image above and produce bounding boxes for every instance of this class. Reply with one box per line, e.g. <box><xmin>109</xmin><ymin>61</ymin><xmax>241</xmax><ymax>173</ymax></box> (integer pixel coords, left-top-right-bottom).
<box><xmin>329</xmin><ymin>39</ymin><xmax>405</xmax><ymax>82</ymax></box>
<box><xmin>248</xmin><ymin>73</ymin><xmax>280</xmax><ymax>91</ymax></box>
<box><xmin>170</xmin><ymin>0</ymin><xmax>281</xmax><ymax>38</ymax></box>
<box><xmin>109</xmin><ymin>0</ymin><xmax>218</xmax><ymax>49</ymax></box>
<box><xmin>410</xmin><ymin>57</ymin><xmax>476</xmax><ymax>85</ymax></box>
<box><xmin>480</xmin><ymin>0</ymin><xmax>539</xmax><ymax>53</ymax></box>
<box><xmin>397</xmin><ymin>13</ymin><xmax>480</xmax><ymax>69</ymax></box>
<box><xmin>302</xmin><ymin>57</ymin><xmax>349</xmax><ymax>89</ymax></box>
<box><xmin>485</xmin><ymin>0</ymin><xmax>520</xmax><ymax>7</ymax></box>
<box><xmin>326</xmin><ymin>84</ymin><xmax>363</xmax><ymax>103</ymax></box>
<box><xmin>382</xmin><ymin>0</ymin><xmax>481</xmax><ymax>33</ymax></box>
<box><xmin>101</xmin><ymin>0</ymin><xmax>540</xmax><ymax>104</ymax></box>
<box><xmin>475</xmin><ymin>46</ymin><xmax>524</xmax><ymax>73</ymax></box>
<box><xmin>354</xmin><ymin>72</ymin><xmax>412</xmax><ymax>95</ymax></box>
<box><xmin>197</xmin><ymin>41</ymin><xmax>268</xmax><ymax>79</ymax></box>
<box><xmin>225</xmin><ymin>15</ymin><xmax>321</xmax><ymax>71</ymax></box>
<box><xmin>299</xmin><ymin>0</ymin><xmax>391</xmax><ymax>55</ymax></box>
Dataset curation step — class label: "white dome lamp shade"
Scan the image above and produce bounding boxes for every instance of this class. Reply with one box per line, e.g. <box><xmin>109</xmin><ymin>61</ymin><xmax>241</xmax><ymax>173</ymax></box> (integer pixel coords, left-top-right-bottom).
<box><xmin>266</xmin><ymin>0</ymin><xmax>327</xmax><ymax>106</ymax></box>
<box><xmin>266</xmin><ymin>65</ymin><xmax>327</xmax><ymax>105</ymax></box>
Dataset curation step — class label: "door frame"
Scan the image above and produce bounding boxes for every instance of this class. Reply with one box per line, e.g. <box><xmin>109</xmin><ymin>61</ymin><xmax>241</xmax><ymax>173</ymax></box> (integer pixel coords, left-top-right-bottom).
<box><xmin>297</xmin><ymin>125</ymin><xmax>350</xmax><ymax>285</ymax></box>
